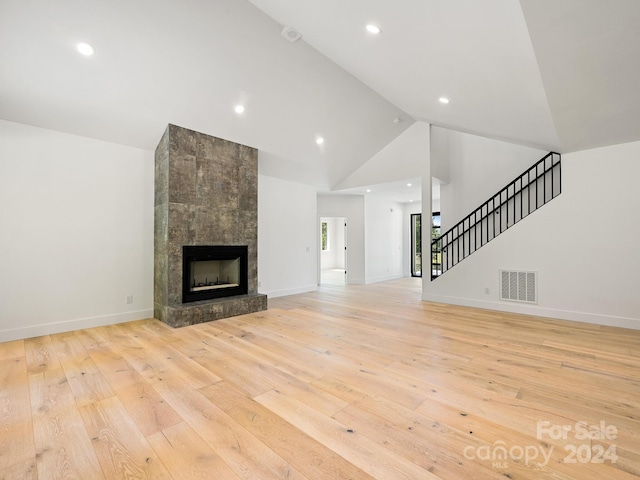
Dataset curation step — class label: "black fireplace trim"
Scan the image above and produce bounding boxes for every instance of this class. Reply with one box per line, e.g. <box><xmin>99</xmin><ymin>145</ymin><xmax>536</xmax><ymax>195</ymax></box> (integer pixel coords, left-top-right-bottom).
<box><xmin>182</xmin><ymin>245</ymin><xmax>248</xmax><ymax>303</ymax></box>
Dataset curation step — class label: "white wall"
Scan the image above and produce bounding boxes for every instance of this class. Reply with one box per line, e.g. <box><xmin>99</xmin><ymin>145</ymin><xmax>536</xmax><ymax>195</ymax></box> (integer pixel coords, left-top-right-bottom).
<box><xmin>334</xmin><ymin>219</ymin><xmax>346</xmax><ymax>269</ymax></box>
<box><xmin>258</xmin><ymin>174</ymin><xmax>318</xmax><ymax>297</ymax></box>
<box><xmin>0</xmin><ymin>122</ymin><xmax>321</xmax><ymax>340</ymax></box>
<box><xmin>364</xmin><ymin>195</ymin><xmax>404</xmax><ymax>283</ymax></box>
<box><xmin>434</xmin><ymin>127</ymin><xmax>547</xmax><ymax>231</ymax></box>
<box><xmin>318</xmin><ymin>195</ymin><xmax>365</xmax><ymax>284</ymax></box>
<box><xmin>319</xmin><ymin>194</ymin><xmax>405</xmax><ymax>285</ymax></box>
<box><xmin>424</xmin><ymin>140</ymin><xmax>640</xmax><ymax>329</ymax></box>
<box><xmin>335</xmin><ymin>122</ymin><xmax>430</xmax><ymax>189</ymax></box>
<box><xmin>0</xmin><ymin>120</ymin><xmax>154</xmax><ymax>342</ymax></box>
<box><xmin>430</xmin><ymin>126</ymin><xmax>450</xmax><ymax>183</ymax></box>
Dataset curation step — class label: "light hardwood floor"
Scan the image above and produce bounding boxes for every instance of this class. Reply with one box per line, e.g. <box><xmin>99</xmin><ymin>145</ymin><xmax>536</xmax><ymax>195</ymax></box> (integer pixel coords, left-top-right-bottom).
<box><xmin>1</xmin><ymin>277</ymin><xmax>639</xmax><ymax>479</ymax></box>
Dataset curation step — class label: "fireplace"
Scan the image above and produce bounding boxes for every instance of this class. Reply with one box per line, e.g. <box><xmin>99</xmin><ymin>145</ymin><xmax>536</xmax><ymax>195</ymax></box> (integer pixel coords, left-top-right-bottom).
<box><xmin>154</xmin><ymin>124</ymin><xmax>266</xmax><ymax>328</ymax></box>
<box><xmin>183</xmin><ymin>245</ymin><xmax>248</xmax><ymax>303</ymax></box>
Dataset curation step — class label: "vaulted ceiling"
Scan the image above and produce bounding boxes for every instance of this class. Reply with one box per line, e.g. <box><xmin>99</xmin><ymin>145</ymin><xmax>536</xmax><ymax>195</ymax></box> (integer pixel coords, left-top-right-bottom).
<box><xmin>2</xmin><ymin>0</ymin><xmax>639</xmax><ymax>193</ymax></box>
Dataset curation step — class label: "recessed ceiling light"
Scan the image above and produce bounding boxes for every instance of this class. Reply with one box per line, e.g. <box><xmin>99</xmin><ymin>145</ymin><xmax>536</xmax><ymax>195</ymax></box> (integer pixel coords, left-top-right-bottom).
<box><xmin>316</xmin><ymin>137</ymin><xmax>324</xmax><ymax>145</ymax></box>
<box><xmin>234</xmin><ymin>105</ymin><xmax>245</xmax><ymax>114</ymax></box>
<box><xmin>366</xmin><ymin>189</ymin><xmax>372</xmax><ymax>193</ymax></box>
<box><xmin>76</xmin><ymin>42</ymin><xmax>95</xmax><ymax>56</ymax></box>
<box><xmin>439</xmin><ymin>97</ymin><xmax>450</xmax><ymax>104</ymax></box>
<box><xmin>407</xmin><ymin>183</ymin><xmax>412</xmax><ymax>187</ymax></box>
<box><xmin>366</xmin><ymin>24</ymin><xmax>381</xmax><ymax>35</ymax></box>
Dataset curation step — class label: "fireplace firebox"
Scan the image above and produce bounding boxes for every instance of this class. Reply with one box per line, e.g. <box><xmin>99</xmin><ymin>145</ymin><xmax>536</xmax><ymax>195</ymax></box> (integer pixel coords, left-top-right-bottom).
<box><xmin>183</xmin><ymin>245</ymin><xmax>248</xmax><ymax>303</ymax></box>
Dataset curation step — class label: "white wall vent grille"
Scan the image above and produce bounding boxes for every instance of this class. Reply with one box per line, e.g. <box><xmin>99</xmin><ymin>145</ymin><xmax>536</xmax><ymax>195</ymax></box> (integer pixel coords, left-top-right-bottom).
<box><xmin>500</xmin><ymin>270</ymin><xmax>537</xmax><ymax>304</ymax></box>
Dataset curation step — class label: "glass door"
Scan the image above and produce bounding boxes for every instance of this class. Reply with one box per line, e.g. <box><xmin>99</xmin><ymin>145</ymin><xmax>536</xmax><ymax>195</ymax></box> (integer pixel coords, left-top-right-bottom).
<box><xmin>411</xmin><ymin>214</ymin><xmax>422</xmax><ymax>277</ymax></box>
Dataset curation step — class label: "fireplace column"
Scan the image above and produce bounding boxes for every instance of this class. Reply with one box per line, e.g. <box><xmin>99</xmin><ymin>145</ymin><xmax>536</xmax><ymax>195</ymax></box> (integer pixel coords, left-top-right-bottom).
<box><xmin>154</xmin><ymin>124</ymin><xmax>266</xmax><ymax>327</ymax></box>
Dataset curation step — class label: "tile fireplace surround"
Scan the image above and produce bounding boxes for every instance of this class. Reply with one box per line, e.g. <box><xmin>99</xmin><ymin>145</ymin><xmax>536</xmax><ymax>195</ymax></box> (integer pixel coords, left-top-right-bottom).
<box><xmin>154</xmin><ymin>124</ymin><xmax>267</xmax><ymax>327</ymax></box>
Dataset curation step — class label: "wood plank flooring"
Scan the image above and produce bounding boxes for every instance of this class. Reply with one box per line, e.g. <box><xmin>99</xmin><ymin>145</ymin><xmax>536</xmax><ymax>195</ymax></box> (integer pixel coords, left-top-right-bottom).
<box><xmin>1</xmin><ymin>277</ymin><xmax>640</xmax><ymax>479</ymax></box>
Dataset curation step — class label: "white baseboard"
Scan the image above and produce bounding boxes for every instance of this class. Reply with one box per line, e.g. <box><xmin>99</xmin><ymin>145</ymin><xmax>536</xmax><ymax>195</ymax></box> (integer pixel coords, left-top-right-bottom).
<box><xmin>365</xmin><ymin>273</ymin><xmax>404</xmax><ymax>284</ymax></box>
<box><xmin>265</xmin><ymin>284</ymin><xmax>318</xmax><ymax>299</ymax></box>
<box><xmin>422</xmin><ymin>293</ymin><xmax>640</xmax><ymax>330</ymax></box>
<box><xmin>0</xmin><ymin>309</ymin><xmax>154</xmax><ymax>343</ymax></box>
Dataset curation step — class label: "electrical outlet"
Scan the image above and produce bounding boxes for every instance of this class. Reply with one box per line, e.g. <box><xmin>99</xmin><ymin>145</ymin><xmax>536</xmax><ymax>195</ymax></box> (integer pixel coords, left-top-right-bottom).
<box><xmin>126</xmin><ymin>295</ymin><xmax>134</xmax><ymax>305</ymax></box>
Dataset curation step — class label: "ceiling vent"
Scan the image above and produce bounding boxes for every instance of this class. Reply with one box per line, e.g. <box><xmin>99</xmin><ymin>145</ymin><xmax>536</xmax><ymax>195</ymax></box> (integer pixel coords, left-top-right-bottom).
<box><xmin>281</xmin><ymin>26</ymin><xmax>302</xmax><ymax>43</ymax></box>
<box><xmin>500</xmin><ymin>270</ymin><xmax>537</xmax><ymax>304</ymax></box>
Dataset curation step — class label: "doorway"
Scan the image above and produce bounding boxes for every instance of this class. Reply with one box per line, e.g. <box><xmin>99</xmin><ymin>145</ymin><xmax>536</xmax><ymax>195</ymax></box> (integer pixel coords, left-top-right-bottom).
<box><xmin>320</xmin><ymin>217</ymin><xmax>346</xmax><ymax>285</ymax></box>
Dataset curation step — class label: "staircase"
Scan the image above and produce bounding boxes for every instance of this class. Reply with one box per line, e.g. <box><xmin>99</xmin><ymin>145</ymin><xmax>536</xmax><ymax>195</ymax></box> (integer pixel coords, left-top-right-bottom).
<box><xmin>431</xmin><ymin>152</ymin><xmax>561</xmax><ymax>279</ymax></box>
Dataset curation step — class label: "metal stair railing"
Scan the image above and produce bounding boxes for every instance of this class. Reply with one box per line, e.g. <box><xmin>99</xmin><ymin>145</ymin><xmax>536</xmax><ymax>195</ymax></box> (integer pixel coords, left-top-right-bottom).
<box><xmin>431</xmin><ymin>152</ymin><xmax>561</xmax><ymax>279</ymax></box>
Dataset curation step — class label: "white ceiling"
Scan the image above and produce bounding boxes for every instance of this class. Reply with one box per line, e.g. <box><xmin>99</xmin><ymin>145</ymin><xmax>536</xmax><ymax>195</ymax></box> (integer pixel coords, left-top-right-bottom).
<box><xmin>520</xmin><ymin>0</ymin><xmax>640</xmax><ymax>152</ymax></box>
<box><xmin>333</xmin><ymin>176</ymin><xmax>424</xmax><ymax>204</ymax></box>
<box><xmin>2</xmin><ymin>0</ymin><xmax>640</xmax><ymax>198</ymax></box>
<box><xmin>249</xmin><ymin>0</ymin><xmax>559</xmax><ymax>151</ymax></box>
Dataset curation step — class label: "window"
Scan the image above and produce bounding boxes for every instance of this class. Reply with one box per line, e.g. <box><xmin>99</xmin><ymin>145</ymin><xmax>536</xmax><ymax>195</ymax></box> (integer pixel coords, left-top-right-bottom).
<box><xmin>431</xmin><ymin>212</ymin><xmax>441</xmax><ymax>278</ymax></box>
<box><xmin>411</xmin><ymin>212</ymin><xmax>441</xmax><ymax>278</ymax></box>
<box><xmin>321</xmin><ymin>221</ymin><xmax>329</xmax><ymax>251</ymax></box>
